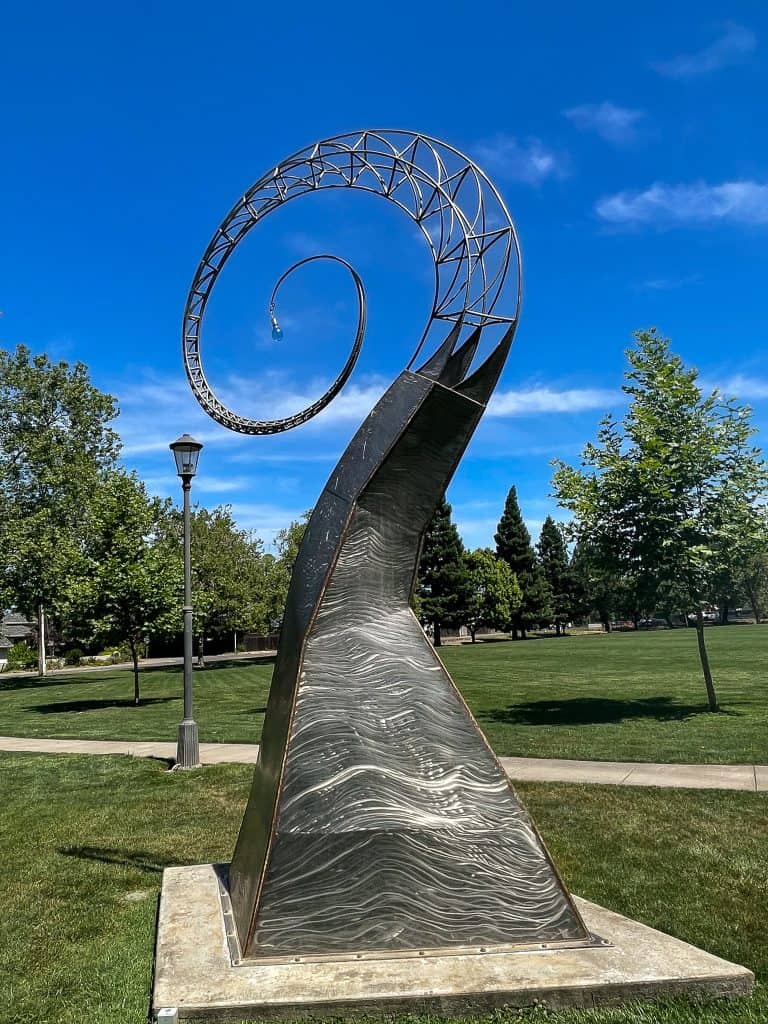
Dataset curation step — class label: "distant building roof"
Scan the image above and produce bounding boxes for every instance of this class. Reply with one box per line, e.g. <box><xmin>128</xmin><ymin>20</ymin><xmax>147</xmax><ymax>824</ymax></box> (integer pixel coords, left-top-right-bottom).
<box><xmin>0</xmin><ymin>634</ymin><xmax>11</xmax><ymax>651</ymax></box>
<box><xmin>1</xmin><ymin>613</ymin><xmax>34</xmax><ymax>641</ymax></box>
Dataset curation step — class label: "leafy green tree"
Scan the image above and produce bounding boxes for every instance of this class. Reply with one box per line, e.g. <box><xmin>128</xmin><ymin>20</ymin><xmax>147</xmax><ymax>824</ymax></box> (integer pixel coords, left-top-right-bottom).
<box><xmin>0</xmin><ymin>346</ymin><xmax>120</xmax><ymax>673</ymax></box>
<box><xmin>552</xmin><ymin>329</ymin><xmax>768</xmax><ymax>710</ymax></box>
<box><xmin>494</xmin><ymin>486</ymin><xmax>552</xmax><ymax>637</ymax></box>
<box><xmin>417</xmin><ymin>497</ymin><xmax>470</xmax><ymax>646</ymax></box>
<box><xmin>569</xmin><ymin>539</ymin><xmax>616</xmax><ymax>630</ymax></box>
<box><xmin>464</xmin><ymin>548</ymin><xmax>521</xmax><ymax>642</ymax></box>
<box><xmin>69</xmin><ymin>471</ymin><xmax>181</xmax><ymax>704</ymax></box>
<box><xmin>537</xmin><ymin>517</ymin><xmax>578</xmax><ymax>635</ymax></box>
<box><xmin>712</xmin><ymin>509</ymin><xmax>768</xmax><ymax>624</ymax></box>
<box><xmin>265</xmin><ymin>514</ymin><xmax>311</xmax><ymax>631</ymax></box>
<box><xmin>736</xmin><ymin>531</ymin><xmax>768</xmax><ymax>624</ymax></box>
<box><xmin>188</xmin><ymin>506</ymin><xmax>267</xmax><ymax>665</ymax></box>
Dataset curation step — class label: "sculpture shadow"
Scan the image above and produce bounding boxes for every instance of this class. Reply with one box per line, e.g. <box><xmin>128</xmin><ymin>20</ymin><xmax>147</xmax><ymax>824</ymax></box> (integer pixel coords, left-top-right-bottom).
<box><xmin>481</xmin><ymin>695</ymin><xmax>740</xmax><ymax>728</ymax></box>
<box><xmin>30</xmin><ymin>696</ymin><xmax>178</xmax><ymax>714</ymax></box>
<box><xmin>58</xmin><ymin>845</ymin><xmax>189</xmax><ymax>873</ymax></box>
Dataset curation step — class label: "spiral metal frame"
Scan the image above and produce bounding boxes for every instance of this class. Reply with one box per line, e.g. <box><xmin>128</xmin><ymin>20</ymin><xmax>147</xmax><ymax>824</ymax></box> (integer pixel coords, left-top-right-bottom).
<box><xmin>182</xmin><ymin>129</ymin><xmax>522</xmax><ymax>435</ymax></box>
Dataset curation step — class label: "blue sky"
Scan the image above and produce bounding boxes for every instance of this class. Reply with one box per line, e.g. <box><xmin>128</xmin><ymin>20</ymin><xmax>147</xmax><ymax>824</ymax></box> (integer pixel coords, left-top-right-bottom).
<box><xmin>2</xmin><ymin>3</ymin><xmax>767</xmax><ymax>550</ymax></box>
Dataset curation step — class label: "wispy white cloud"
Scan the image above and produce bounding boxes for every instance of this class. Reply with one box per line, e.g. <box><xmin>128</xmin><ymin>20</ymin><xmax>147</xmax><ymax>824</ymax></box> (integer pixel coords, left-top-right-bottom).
<box><xmin>709</xmin><ymin>374</ymin><xmax>768</xmax><ymax>400</ymax></box>
<box><xmin>224</xmin><ymin>450</ymin><xmax>340</xmax><ymax>465</ymax></box>
<box><xmin>472</xmin><ymin>135</ymin><xmax>569</xmax><ymax>185</ymax></box>
<box><xmin>228</xmin><ymin>502</ymin><xmax>307</xmax><ymax>549</ymax></box>
<box><xmin>488</xmin><ymin>386</ymin><xmax>618</xmax><ymax>417</ymax></box>
<box><xmin>639</xmin><ymin>274</ymin><xmax>701</xmax><ymax>290</ymax></box>
<box><xmin>653</xmin><ymin>23</ymin><xmax>756</xmax><ymax>78</ymax></box>
<box><xmin>114</xmin><ymin>376</ymin><xmax>239</xmax><ymax>456</ymax></box>
<box><xmin>142</xmin><ymin>474</ymin><xmax>253</xmax><ymax>494</ymax></box>
<box><xmin>564</xmin><ymin>102</ymin><xmax>645</xmax><ymax>144</ymax></box>
<box><xmin>216</xmin><ymin>375</ymin><xmax>388</xmax><ymax>430</ymax></box>
<box><xmin>595</xmin><ymin>181</ymin><xmax>768</xmax><ymax>228</ymax></box>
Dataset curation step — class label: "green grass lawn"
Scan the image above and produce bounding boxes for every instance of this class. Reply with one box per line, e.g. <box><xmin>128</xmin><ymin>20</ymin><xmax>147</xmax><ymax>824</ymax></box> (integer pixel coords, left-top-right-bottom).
<box><xmin>0</xmin><ymin>752</ymin><xmax>765</xmax><ymax>1024</ymax></box>
<box><xmin>1</xmin><ymin>625</ymin><xmax>766</xmax><ymax>764</ymax></box>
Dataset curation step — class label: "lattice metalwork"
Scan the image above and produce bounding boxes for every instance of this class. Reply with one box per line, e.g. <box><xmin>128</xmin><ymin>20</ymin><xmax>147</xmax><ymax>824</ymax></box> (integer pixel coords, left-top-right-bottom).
<box><xmin>183</xmin><ymin>129</ymin><xmax>521</xmax><ymax>435</ymax></box>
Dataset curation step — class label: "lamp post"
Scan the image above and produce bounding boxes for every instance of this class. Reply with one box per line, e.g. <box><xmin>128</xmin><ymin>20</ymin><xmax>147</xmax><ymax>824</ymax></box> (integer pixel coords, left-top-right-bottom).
<box><xmin>169</xmin><ymin>433</ymin><xmax>203</xmax><ymax>770</ymax></box>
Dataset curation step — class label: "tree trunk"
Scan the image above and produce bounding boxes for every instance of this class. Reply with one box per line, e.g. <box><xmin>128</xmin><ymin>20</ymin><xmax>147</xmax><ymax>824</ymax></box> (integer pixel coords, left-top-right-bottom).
<box><xmin>37</xmin><ymin>603</ymin><xmax>47</xmax><ymax>676</ymax></box>
<box><xmin>433</xmin><ymin>621</ymin><xmax>442</xmax><ymax>647</ymax></box>
<box><xmin>742</xmin><ymin>581</ymin><xmax>762</xmax><ymax>623</ymax></box>
<box><xmin>129</xmin><ymin>638</ymin><xmax>140</xmax><ymax>706</ymax></box>
<box><xmin>694</xmin><ymin>607</ymin><xmax>719</xmax><ymax>712</ymax></box>
<box><xmin>720</xmin><ymin>601</ymin><xmax>729</xmax><ymax>626</ymax></box>
<box><xmin>233</xmin><ymin>630</ymin><xmax>238</xmax><ymax>654</ymax></box>
<box><xmin>197</xmin><ymin>633</ymin><xmax>206</xmax><ymax>668</ymax></box>
<box><xmin>602</xmin><ymin>619</ymin><xmax>611</xmax><ymax>633</ymax></box>
<box><xmin>470</xmin><ymin>626</ymin><xmax>476</xmax><ymax>643</ymax></box>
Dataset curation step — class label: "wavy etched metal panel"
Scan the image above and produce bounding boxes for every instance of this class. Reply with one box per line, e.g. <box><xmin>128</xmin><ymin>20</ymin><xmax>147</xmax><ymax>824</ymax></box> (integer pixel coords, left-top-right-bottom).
<box><xmin>229</xmin><ymin>357</ymin><xmax>590</xmax><ymax>958</ymax></box>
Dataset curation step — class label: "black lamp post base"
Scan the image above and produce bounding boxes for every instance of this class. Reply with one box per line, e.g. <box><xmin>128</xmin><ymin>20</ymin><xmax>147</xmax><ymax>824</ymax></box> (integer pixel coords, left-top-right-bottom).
<box><xmin>175</xmin><ymin>719</ymin><xmax>201</xmax><ymax>770</ymax></box>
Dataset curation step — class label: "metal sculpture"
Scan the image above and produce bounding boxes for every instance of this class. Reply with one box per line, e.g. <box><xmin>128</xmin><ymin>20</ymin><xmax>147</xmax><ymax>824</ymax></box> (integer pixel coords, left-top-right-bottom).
<box><xmin>183</xmin><ymin>130</ymin><xmax>593</xmax><ymax>962</ymax></box>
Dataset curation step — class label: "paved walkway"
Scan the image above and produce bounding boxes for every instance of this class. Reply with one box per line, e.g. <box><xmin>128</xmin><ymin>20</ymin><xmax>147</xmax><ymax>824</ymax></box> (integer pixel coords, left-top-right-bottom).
<box><xmin>1</xmin><ymin>736</ymin><xmax>765</xmax><ymax>790</ymax></box>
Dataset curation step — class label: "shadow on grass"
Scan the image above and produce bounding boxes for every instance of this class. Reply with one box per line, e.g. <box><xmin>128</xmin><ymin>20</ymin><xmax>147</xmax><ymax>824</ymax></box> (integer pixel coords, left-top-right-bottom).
<box><xmin>30</xmin><ymin>696</ymin><xmax>178</xmax><ymax>714</ymax></box>
<box><xmin>141</xmin><ymin>655</ymin><xmax>277</xmax><ymax>675</ymax></box>
<box><xmin>481</xmin><ymin>696</ymin><xmax>741</xmax><ymax>728</ymax></box>
<box><xmin>0</xmin><ymin>675</ymin><xmax>91</xmax><ymax>692</ymax></box>
<box><xmin>58</xmin><ymin>845</ymin><xmax>189</xmax><ymax>873</ymax></box>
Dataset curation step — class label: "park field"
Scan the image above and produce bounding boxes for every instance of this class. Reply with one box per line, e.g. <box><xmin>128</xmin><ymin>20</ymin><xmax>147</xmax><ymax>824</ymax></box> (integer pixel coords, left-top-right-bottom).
<box><xmin>0</xmin><ymin>752</ymin><xmax>765</xmax><ymax>1024</ymax></box>
<box><xmin>1</xmin><ymin>626</ymin><xmax>766</xmax><ymax>764</ymax></box>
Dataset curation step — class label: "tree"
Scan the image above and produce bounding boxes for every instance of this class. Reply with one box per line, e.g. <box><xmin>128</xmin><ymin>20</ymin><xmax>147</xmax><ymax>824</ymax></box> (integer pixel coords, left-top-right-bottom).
<box><xmin>0</xmin><ymin>346</ymin><xmax>120</xmax><ymax>673</ymax></box>
<box><xmin>733</xmin><ymin>511</ymin><xmax>768</xmax><ymax>624</ymax></box>
<box><xmin>417</xmin><ymin>497</ymin><xmax>470</xmax><ymax>646</ymax></box>
<box><xmin>537</xmin><ymin>516</ymin><xmax>577</xmax><ymax>635</ymax></box>
<box><xmin>569</xmin><ymin>539</ymin><xmax>616</xmax><ymax>630</ymax></box>
<box><xmin>464</xmin><ymin>548</ymin><xmax>521</xmax><ymax>642</ymax></box>
<box><xmin>70</xmin><ymin>471</ymin><xmax>181</xmax><ymax>705</ymax></box>
<box><xmin>266</xmin><ymin>514</ymin><xmax>311</xmax><ymax>632</ymax></box>
<box><xmin>713</xmin><ymin>510</ymin><xmax>768</xmax><ymax>624</ymax></box>
<box><xmin>494</xmin><ymin>486</ymin><xmax>552</xmax><ymax>638</ymax></box>
<box><xmin>552</xmin><ymin>329</ymin><xmax>768</xmax><ymax>711</ymax></box>
<box><xmin>188</xmin><ymin>506</ymin><xmax>267</xmax><ymax>666</ymax></box>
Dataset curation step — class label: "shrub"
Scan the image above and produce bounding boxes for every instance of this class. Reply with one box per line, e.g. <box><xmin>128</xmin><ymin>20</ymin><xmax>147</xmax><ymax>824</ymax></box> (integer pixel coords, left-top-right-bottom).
<box><xmin>7</xmin><ymin>642</ymin><xmax>38</xmax><ymax>671</ymax></box>
<box><xmin>64</xmin><ymin>648</ymin><xmax>83</xmax><ymax>667</ymax></box>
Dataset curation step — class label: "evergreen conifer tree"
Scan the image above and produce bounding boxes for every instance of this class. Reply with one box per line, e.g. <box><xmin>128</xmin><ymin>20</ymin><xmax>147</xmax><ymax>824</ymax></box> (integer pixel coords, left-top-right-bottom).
<box><xmin>537</xmin><ymin>516</ymin><xmax>575</xmax><ymax>635</ymax></box>
<box><xmin>417</xmin><ymin>497</ymin><xmax>470</xmax><ymax>646</ymax></box>
<box><xmin>494</xmin><ymin>486</ymin><xmax>552</xmax><ymax>637</ymax></box>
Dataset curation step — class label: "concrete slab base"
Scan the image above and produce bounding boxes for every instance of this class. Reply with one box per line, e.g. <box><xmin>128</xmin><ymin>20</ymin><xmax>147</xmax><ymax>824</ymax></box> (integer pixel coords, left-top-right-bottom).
<box><xmin>153</xmin><ymin>864</ymin><xmax>754</xmax><ymax>1021</ymax></box>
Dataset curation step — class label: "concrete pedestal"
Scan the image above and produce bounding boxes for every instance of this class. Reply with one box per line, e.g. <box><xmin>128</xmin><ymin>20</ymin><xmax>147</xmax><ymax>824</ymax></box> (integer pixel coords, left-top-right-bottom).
<box><xmin>153</xmin><ymin>864</ymin><xmax>753</xmax><ymax>1021</ymax></box>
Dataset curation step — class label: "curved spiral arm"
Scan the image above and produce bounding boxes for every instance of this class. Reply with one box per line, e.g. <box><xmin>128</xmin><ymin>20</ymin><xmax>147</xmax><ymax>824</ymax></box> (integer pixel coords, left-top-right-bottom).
<box><xmin>183</xmin><ymin>129</ymin><xmax>521</xmax><ymax>434</ymax></box>
<box><xmin>184</xmin><ymin>131</ymin><xmax>591</xmax><ymax>962</ymax></box>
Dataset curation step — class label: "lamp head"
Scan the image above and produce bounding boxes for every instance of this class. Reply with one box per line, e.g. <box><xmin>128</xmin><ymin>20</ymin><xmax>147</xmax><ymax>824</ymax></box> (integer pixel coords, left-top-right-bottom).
<box><xmin>170</xmin><ymin>433</ymin><xmax>203</xmax><ymax>479</ymax></box>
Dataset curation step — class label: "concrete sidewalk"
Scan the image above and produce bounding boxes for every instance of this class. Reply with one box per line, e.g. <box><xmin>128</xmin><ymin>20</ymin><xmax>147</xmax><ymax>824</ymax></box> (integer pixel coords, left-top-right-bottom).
<box><xmin>1</xmin><ymin>736</ymin><xmax>765</xmax><ymax>790</ymax></box>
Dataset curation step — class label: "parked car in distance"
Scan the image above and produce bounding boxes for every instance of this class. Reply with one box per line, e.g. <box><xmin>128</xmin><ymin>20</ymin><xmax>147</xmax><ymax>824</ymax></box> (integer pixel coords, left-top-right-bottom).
<box><xmin>638</xmin><ymin>617</ymin><xmax>668</xmax><ymax>628</ymax></box>
<box><xmin>687</xmin><ymin>611</ymin><xmax>718</xmax><ymax>625</ymax></box>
